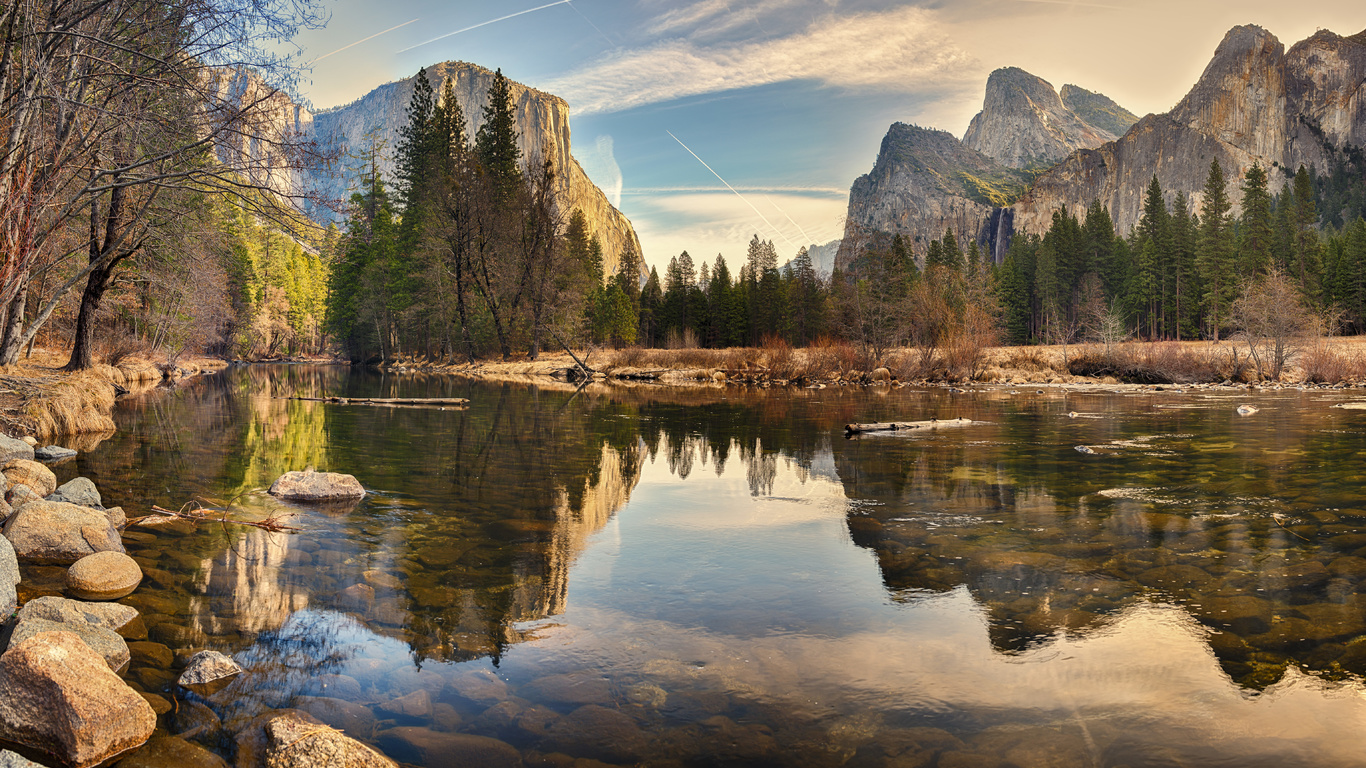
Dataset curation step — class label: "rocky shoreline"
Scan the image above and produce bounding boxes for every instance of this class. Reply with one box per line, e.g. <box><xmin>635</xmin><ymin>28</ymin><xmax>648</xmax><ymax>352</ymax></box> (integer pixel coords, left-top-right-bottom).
<box><xmin>0</xmin><ymin>434</ymin><xmax>390</xmax><ymax>767</ymax></box>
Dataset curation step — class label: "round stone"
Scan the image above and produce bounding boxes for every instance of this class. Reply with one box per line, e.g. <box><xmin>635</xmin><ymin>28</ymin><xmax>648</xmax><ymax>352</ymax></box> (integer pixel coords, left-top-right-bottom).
<box><xmin>67</xmin><ymin>551</ymin><xmax>143</xmax><ymax>600</ymax></box>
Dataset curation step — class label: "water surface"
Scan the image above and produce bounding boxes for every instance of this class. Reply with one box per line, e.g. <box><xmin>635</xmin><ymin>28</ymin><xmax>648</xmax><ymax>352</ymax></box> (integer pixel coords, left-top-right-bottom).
<box><xmin>31</xmin><ymin>368</ymin><xmax>1366</xmax><ymax>767</ymax></box>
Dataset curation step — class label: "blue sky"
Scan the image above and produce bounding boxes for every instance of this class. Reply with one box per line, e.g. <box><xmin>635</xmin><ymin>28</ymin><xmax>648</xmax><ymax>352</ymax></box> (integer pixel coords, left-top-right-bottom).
<box><xmin>292</xmin><ymin>0</ymin><xmax>1364</xmax><ymax>271</ymax></box>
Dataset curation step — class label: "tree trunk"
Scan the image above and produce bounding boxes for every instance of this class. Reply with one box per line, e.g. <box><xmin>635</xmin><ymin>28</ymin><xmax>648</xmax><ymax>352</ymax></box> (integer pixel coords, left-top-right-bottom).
<box><xmin>0</xmin><ymin>287</ymin><xmax>27</xmax><ymax>366</ymax></box>
<box><xmin>65</xmin><ymin>260</ymin><xmax>115</xmax><ymax>371</ymax></box>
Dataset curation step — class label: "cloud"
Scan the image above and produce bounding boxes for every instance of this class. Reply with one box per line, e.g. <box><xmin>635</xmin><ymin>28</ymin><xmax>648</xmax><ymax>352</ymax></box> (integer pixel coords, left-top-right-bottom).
<box><xmin>544</xmin><ymin>5</ymin><xmax>977</xmax><ymax>115</ymax></box>
<box><xmin>622</xmin><ymin>185</ymin><xmax>847</xmax><ymax>195</ymax></box>
<box><xmin>574</xmin><ymin>134</ymin><xmax>623</xmax><ymax>208</ymax></box>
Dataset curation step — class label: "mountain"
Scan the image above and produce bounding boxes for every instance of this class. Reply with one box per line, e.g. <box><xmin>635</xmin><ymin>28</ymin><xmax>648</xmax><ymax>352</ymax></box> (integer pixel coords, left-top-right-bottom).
<box><xmin>837</xmin><ymin>123</ymin><xmax>1034</xmax><ymax>269</ymax></box>
<box><xmin>840</xmin><ymin>24</ymin><xmax>1366</xmax><ymax>269</ymax></box>
<box><xmin>782</xmin><ymin>240</ymin><xmax>841</xmax><ymax>278</ymax></box>
<box><xmin>963</xmin><ymin>67</ymin><xmax>1120</xmax><ymax>168</ymax></box>
<box><xmin>213</xmin><ymin>63</ymin><xmax>642</xmax><ymax>280</ymax></box>
<box><xmin>1060</xmin><ymin>84</ymin><xmax>1139</xmax><ymax>137</ymax></box>
<box><xmin>310</xmin><ymin>62</ymin><xmax>643</xmax><ymax>278</ymax></box>
<box><xmin>1013</xmin><ymin>24</ymin><xmax>1366</xmax><ymax>237</ymax></box>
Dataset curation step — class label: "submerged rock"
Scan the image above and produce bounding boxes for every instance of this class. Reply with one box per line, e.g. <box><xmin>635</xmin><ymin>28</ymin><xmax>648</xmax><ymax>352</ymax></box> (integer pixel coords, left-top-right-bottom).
<box><xmin>3</xmin><ymin>501</ymin><xmax>124</xmax><ymax>564</ymax></box>
<box><xmin>178</xmin><ymin>650</ymin><xmax>243</xmax><ymax>692</ymax></box>
<box><xmin>268</xmin><ymin>469</ymin><xmax>365</xmax><ymax>501</ymax></box>
<box><xmin>373</xmin><ymin>728</ymin><xmax>518</xmax><ymax>768</ymax></box>
<box><xmin>0</xmin><ymin>631</ymin><xmax>156</xmax><ymax>768</ymax></box>
<box><xmin>2</xmin><ymin>460</ymin><xmax>56</xmax><ymax>498</ymax></box>
<box><xmin>1237</xmin><ymin>404</ymin><xmax>1259</xmax><ymax>415</ymax></box>
<box><xmin>67</xmin><ymin>551</ymin><xmax>143</xmax><ymax>600</ymax></box>
<box><xmin>48</xmin><ymin>477</ymin><xmax>102</xmax><ymax>509</ymax></box>
<box><xmin>261</xmin><ymin>711</ymin><xmax>395</xmax><ymax>768</ymax></box>
<box><xmin>113</xmin><ymin>735</ymin><xmax>228</xmax><ymax>768</ymax></box>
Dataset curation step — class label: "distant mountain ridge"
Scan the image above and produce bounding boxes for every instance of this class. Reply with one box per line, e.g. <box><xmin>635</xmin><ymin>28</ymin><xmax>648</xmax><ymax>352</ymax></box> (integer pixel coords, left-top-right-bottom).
<box><xmin>838</xmin><ymin>23</ymin><xmax>1366</xmax><ymax>271</ymax></box>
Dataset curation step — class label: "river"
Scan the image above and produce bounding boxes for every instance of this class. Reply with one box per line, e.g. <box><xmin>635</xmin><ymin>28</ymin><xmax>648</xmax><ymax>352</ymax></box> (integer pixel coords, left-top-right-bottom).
<box><xmin>32</xmin><ymin>366</ymin><xmax>1366</xmax><ymax>767</ymax></box>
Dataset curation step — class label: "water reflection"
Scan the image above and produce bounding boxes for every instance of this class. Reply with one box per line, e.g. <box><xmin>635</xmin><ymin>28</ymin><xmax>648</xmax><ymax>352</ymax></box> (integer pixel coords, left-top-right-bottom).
<box><xmin>43</xmin><ymin>371</ymin><xmax>1366</xmax><ymax>766</ymax></box>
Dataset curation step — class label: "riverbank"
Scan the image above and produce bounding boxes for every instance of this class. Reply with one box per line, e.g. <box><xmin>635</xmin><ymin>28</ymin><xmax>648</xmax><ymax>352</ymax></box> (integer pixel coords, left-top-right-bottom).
<box><xmin>0</xmin><ymin>348</ymin><xmax>229</xmax><ymax>440</ymax></box>
<box><xmin>371</xmin><ymin>337</ymin><xmax>1366</xmax><ymax>389</ymax></box>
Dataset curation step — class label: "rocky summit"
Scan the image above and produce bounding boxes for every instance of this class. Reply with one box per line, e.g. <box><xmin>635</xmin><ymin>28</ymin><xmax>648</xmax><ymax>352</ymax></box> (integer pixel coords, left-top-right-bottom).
<box><xmin>841</xmin><ymin>24</ymin><xmax>1366</xmax><ymax>264</ymax></box>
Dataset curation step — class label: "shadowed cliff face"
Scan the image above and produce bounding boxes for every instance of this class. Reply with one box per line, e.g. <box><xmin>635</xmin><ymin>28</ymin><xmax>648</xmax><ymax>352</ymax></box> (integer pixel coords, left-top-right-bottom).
<box><xmin>311</xmin><ymin>62</ymin><xmax>643</xmax><ymax>279</ymax></box>
<box><xmin>963</xmin><ymin>67</ymin><xmax>1119</xmax><ymax>169</ymax></box>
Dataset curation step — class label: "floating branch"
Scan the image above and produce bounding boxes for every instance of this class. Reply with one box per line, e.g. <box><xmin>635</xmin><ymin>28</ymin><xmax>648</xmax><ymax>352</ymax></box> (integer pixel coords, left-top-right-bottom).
<box><xmin>147</xmin><ymin>503</ymin><xmax>302</xmax><ymax>532</ymax></box>
<box><xmin>845</xmin><ymin>417</ymin><xmax>980</xmax><ymax>435</ymax></box>
<box><xmin>281</xmin><ymin>396</ymin><xmax>469</xmax><ymax>406</ymax></box>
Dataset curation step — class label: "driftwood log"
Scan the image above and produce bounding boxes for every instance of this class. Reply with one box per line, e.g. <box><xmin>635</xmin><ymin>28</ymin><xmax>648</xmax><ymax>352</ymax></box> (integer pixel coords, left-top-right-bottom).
<box><xmin>845</xmin><ymin>417</ymin><xmax>977</xmax><ymax>435</ymax></box>
<box><xmin>283</xmin><ymin>396</ymin><xmax>469</xmax><ymax>406</ymax></box>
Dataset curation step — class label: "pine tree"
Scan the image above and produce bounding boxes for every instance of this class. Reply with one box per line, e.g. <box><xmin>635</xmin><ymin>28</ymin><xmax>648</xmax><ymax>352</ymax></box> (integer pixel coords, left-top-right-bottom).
<box><xmin>1135</xmin><ymin>176</ymin><xmax>1172</xmax><ymax>338</ymax></box>
<box><xmin>1291</xmin><ymin>164</ymin><xmax>1322</xmax><ymax>295</ymax></box>
<box><xmin>1169</xmin><ymin>193</ymin><xmax>1199</xmax><ymax>340</ymax></box>
<box><xmin>1197</xmin><ymin>159</ymin><xmax>1235</xmax><ymax>340</ymax></box>
<box><xmin>1239</xmin><ymin>162</ymin><xmax>1274</xmax><ymax>277</ymax></box>
<box><xmin>395</xmin><ymin>68</ymin><xmax>437</xmax><ymax>207</ymax></box>
<box><xmin>474</xmin><ymin>69</ymin><xmax>522</xmax><ymax>197</ymax></box>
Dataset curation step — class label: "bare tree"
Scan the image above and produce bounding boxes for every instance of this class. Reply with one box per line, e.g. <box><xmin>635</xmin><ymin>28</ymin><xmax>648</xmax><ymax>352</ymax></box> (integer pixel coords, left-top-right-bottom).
<box><xmin>1230</xmin><ymin>266</ymin><xmax>1321</xmax><ymax>381</ymax></box>
<box><xmin>0</xmin><ymin>0</ymin><xmax>330</xmax><ymax>368</ymax></box>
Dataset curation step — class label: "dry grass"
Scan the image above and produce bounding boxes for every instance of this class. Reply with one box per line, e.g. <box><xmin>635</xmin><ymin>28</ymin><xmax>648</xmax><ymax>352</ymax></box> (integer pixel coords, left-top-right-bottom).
<box><xmin>23</xmin><ymin>371</ymin><xmax>117</xmax><ymax>439</ymax></box>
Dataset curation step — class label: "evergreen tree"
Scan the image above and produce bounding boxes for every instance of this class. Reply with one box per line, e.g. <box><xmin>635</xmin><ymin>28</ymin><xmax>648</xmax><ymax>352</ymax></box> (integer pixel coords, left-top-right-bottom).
<box><xmin>1239</xmin><ymin>162</ymin><xmax>1274</xmax><ymax>277</ymax></box>
<box><xmin>1169</xmin><ymin>193</ymin><xmax>1199</xmax><ymax>340</ymax></box>
<box><xmin>1197</xmin><ymin>159</ymin><xmax>1235</xmax><ymax>340</ymax></box>
<box><xmin>474</xmin><ymin>69</ymin><xmax>522</xmax><ymax>197</ymax></box>
<box><xmin>1135</xmin><ymin>176</ymin><xmax>1171</xmax><ymax>338</ymax></box>
<box><xmin>1291</xmin><ymin>164</ymin><xmax>1323</xmax><ymax>295</ymax></box>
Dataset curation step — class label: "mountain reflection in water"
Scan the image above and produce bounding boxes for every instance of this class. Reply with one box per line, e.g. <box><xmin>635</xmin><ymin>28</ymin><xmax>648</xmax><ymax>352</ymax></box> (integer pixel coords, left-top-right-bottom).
<box><xmin>32</xmin><ymin>368</ymin><xmax>1366</xmax><ymax>767</ymax></box>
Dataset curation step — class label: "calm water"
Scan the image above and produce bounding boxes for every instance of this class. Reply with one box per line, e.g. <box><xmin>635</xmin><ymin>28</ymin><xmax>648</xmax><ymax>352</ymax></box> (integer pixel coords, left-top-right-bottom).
<box><xmin>25</xmin><ymin>367</ymin><xmax>1366</xmax><ymax>767</ymax></box>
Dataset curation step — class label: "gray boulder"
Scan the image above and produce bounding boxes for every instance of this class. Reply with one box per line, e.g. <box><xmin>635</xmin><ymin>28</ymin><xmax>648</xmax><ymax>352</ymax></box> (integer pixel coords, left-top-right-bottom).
<box><xmin>268</xmin><ymin>469</ymin><xmax>365</xmax><ymax>501</ymax></box>
<box><xmin>0</xmin><ymin>537</ymin><xmax>17</xmax><ymax>616</ymax></box>
<box><xmin>2</xmin><ymin>501</ymin><xmax>124</xmax><ymax>564</ymax></box>
<box><xmin>0</xmin><ymin>436</ymin><xmax>33</xmax><ymax>465</ymax></box>
<box><xmin>33</xmin><ymin>446</ymin><xmax>76</xmax><ymax>462</ymax></box>
<box><xmin>0</xmin><ymin>631</ymin><xmax>156</xmax><ymax>768</ymax></box>
<box><xmin>0</xmin><ymin>750</ymin><xmax>44</xmax><ymax>767</ymax></box>
<box><xmin>178</xmin><ymin>650</ymin><xmax>242</xmax><ymax>690</ymax></box>
<box><xmin>48</xmin><ymin>477</ymin><xmax>102</xmax><ymax>509</ymax></box>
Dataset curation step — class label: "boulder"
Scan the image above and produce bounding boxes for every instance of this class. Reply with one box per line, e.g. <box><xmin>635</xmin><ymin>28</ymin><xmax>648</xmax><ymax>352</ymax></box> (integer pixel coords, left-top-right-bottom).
<box><xmin>0</xmin><ymin>537</ymin><xmax>18</xmax><ymax>617</ymax></box>
<box><xmin>113</xmin><ymin>735</ymin><xmax>228</xmax><ymax>768</ymax></box>
<box><xmin>0</xmin><ymin>436</ymin><xmax>34</xmax><ymax>465</ymax></box>
<box><xmin>3</xmin><ymin>501</ymin><xmax>124</xmax><ymax>564</ymax></box>
<box><xmin>0</xmin><ymin>496</ymin><xmax>10</xmax><ymax>524</ymax></box>
<box><xmin>4</xmin><ymin>484</ymin><xmax>38</xmax><ymax>512</ymax></box>
<box><xmin>268</xmin><ymin>469</ymin><xmax>365</xmax><ymax>501</ymax></box>
<box><xmin>0</xmin><ymin>751</ymin><xmax>44</xmax><ymax>768</ymax></box>
<box><xmin>67</xmin><ymin>551</ymin><xmax>143</xmax><ymax>600</ymax></box>
<box><xmin>0</xmin><ymin>631</ymin><xmax>156</xmax><ymax>768</ymax></box>
<box><xmin>33</xmin><ymin>446</ymin><xmax>77</xmax><ymax>462</ymax></box>
<box><xmin>178</xmin><ymin>650</ymin><xmax>242</xmax><ymax>691</ymax></box>
<box><xmin>376</xmin><ymin>689</ymin><xmax>431</xmax><ymax>720</ymax></box>
<box><xmin>9</xmin><ymin>617</ymin><xmax>130</xmax><ymax>671</ymax></box>
<box><xmin>260</xmin><ymin>711</ymin><xmax>395</xmax><ymax>768</ymax></box>
<box><xmin>17</xmin><ymin>595</ymin><xmax>139</xmax><ymax>632</ymax></box>
<box><xmin>2</xmin><ymin>460</ymin><xmax>56</xmax><ymax>498</ymax></box>
<box><xmin>48</xmin><ymin>477</ymin><xmax>103</xmax><ymax>509</ymax></box>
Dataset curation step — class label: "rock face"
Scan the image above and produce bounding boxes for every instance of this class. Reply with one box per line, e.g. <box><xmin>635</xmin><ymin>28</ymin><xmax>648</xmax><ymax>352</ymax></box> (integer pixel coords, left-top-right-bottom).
<box><xmin>2</xmin><ymin>501</ymin><xmax>124</xmax><ymax>564</ymax></box>
<box><xmin>309</xmin><ymin>62</ymin><xmax>643</xmax><ymax>279</ymax></box>
<box><xmin>0</xmin><ymin>631</ymin><xmax>156</xmax><ymax>768</ymax></box>
<box><xmin>67</xmin><ymin>551</ymin><xmax>143</xmax><ymax>600</ymax></box>
<box><xmin>963</xmin><ymin>67</ymin><xmax>1120</xmax><ymax>168</ymax></box>
<box><xmin>268</xmin><ymin>469</ymin><xmax>366</xmax><ymax>501</ymax></box>
<box><xmin>842</xmin><ymin>24</ymin><xmax>1366</xmax><ymax>265</ymax></box>
<box><xmin>837</xmin><ymin>124</ymin><xmax>1030</xmax><ymax>267</ymax></box>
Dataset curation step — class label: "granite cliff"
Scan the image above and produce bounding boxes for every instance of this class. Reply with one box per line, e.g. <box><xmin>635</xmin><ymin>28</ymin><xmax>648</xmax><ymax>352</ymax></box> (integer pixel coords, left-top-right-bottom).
<box><xmin>215</xmin><ymin>63</ymin><xmax>642</xmax><ymax>279</ymax></box>
<box><xmin>963</xmin><ymin>67</ymin><xmax>1126</xmax><ymax>168</ymax></box>
<box><xmin>840</xmin><ymin>24</ymin><xmax>1366</xmax><ymax>269</ymax></box>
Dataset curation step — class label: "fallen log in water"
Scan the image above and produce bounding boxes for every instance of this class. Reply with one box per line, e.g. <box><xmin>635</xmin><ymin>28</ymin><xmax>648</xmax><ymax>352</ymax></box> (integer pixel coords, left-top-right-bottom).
<box><xmin>282</xmin><ymin>396</ymin><xmax>470</xmax><ymax>406</ymax></box>
<box><xmin>845</xmin><ymin>417</ymin><xmax>978</xmax><ymax>435</ymax></box>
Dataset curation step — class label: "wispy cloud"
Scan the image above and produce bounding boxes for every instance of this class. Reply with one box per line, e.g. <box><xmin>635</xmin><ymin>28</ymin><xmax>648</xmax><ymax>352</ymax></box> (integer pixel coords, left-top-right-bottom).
<box><xmin>622</xmin><ymin>185</ymin><xmax>847</xmax><ymax>195</ymax></box>
<box><xmin>545</xmin><ymin>5</ymin><xmax>977</xmax><ymax>115</ymax></box>
<box><xmin>573</xmin><ymin>135</ymin><xmax>624</xmax><ymax>208</ymax></box>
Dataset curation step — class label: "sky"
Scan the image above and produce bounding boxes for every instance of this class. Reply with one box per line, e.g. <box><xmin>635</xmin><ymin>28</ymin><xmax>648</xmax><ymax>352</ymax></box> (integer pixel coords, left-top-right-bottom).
<box><xmin>291</xmin><ymin>0</ymin><xmax>1365</xmax><ymax>272</ymax></box>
